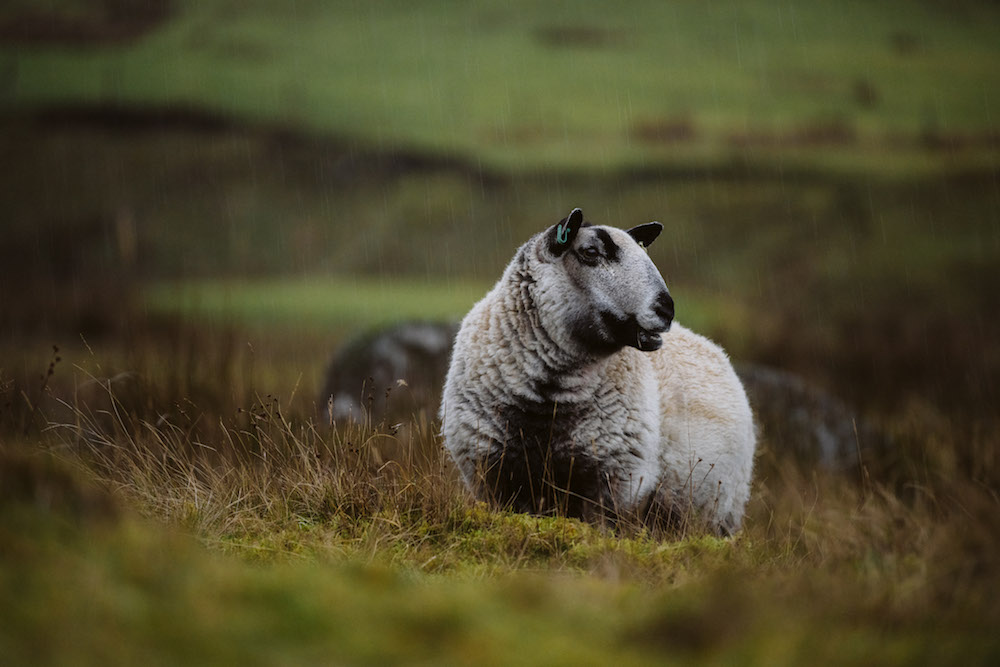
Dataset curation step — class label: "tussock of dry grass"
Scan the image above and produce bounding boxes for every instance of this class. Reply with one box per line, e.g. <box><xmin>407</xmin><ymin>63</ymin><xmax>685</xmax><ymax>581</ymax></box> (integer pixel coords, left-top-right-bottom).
<box><xmin>45</xmin><ymin>376</ymin><xmax>459</xmax><ymax>545</ymax></box>
<box><xmin>28</xmin><ymin>359</ymin><xmax>1000</xmax><ymax>588</ymax></box>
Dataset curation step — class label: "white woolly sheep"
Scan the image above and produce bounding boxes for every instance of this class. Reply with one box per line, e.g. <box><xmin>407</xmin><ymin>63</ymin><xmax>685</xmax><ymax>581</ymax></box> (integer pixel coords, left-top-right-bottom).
<box><xmin>439</xmin><ymin>208</ymin><xmax>756</xmax><ymax>534</ymax></box>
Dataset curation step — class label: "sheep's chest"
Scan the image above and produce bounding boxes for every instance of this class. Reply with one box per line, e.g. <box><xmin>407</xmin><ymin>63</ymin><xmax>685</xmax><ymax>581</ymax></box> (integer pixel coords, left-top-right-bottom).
<box><xmin>484</xmin><ymin>399</ymin><xmax>619</xmax><ymax>518</ymax></box>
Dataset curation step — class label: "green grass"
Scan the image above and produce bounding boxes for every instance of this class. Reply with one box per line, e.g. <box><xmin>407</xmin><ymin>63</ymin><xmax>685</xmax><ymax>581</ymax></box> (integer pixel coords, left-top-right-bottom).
<box><xmin>143</xmin><ymin>276</ymin><xmax>491</xmax><ymax>336</ymax></box>
<box><xmin>5</xmin><ymin>494</ymin><xmax>995</xmax><ymax>666</ymax></box>
<box><xmin>1</xmin><ymin>486</ymin><xmax>669</xmax><ymax>665</ymax></box>
<box><xmin>4</xmin><ymin>0</ymin><xmax>1000</xmax><ymax>172</ymax></box>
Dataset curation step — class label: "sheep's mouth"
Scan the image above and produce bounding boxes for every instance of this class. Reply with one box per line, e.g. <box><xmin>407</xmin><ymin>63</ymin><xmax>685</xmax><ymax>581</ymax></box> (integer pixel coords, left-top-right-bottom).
<box><xmin>591</xmin><ymin>311</ymin><xmax>669</xmax><ymax>354</ymax></box>
<box><xmin>635</xmin><ymin>326</ymin><xmax>664</xmax><ymax>352</ymax></box>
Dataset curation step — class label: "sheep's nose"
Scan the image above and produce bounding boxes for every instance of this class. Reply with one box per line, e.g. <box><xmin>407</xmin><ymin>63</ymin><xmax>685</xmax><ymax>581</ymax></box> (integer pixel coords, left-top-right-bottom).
<box><xmin>654</xmin><ymin>291</ymin><xmax>674</xmax><ymax>326</ymax></box>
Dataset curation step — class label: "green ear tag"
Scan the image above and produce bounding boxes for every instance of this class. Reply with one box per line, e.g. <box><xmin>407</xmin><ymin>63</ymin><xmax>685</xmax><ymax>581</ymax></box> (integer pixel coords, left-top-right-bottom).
<box><xmin>556</xmin><ymin>223</ymin><xmax>570</xmax><ymax>245</ymax></box>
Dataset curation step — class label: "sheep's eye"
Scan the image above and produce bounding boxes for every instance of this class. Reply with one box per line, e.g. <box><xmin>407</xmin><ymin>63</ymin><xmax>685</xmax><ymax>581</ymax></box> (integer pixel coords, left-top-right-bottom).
<box><xmin>580</xmin><ymin>246</ymin><xmax>601</xmax><ymax>261</ymax></box>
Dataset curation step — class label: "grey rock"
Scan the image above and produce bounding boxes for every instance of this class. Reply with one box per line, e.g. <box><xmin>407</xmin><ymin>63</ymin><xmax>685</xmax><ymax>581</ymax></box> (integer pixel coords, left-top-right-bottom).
<box><xmin>736</xmin><ymin>363</ymin><xmax>883</xmax><ymax>472</ymax></box>
<box><xmin>319</xmin><ymin>321</ymin><xmax>459</xmax><ymax>423</ymax></box>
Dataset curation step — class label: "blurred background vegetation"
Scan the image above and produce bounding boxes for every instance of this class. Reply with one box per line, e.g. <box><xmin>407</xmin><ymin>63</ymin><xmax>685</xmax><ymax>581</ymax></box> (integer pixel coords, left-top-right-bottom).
<box><xmin>2</xmin><ymin>0</ymin><xmax>999</xmax><ymax>663</ymax></box>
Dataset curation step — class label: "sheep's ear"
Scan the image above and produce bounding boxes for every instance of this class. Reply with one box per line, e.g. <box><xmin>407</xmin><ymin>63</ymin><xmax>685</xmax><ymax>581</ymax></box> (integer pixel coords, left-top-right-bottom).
<box><xmin>626</xmin><ymin>221</ymin><xmax>663</xmax><ymax>248</ymax></box>
<box><xmin>548</xmin><ymin>208</ymin><xmax>584</xmax><ymax>255</ymax></box>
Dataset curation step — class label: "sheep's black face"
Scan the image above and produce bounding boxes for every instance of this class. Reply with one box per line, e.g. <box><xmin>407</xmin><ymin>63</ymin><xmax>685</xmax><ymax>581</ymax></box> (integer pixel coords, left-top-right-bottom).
<box><xmin>547</xmin><ymin>212</ymin><xmax>673</xmax><ymax>355</ymax></box>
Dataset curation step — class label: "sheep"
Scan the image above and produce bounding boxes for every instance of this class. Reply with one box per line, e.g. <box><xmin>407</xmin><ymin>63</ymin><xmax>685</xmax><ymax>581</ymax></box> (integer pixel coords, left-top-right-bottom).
<box><xmin>439</xmin><ymin>208</ymin><xmax>756</xmax><ymax>534</ymax></box>
<box><xmin>322</xmin><ymin>323</ymin><xmax>882</xmax><ymax>473</ymax></box>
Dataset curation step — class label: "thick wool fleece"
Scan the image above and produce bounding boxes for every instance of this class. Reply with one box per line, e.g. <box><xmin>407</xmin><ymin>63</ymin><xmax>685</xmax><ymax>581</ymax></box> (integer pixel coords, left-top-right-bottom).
<box><xmin>440</xmin><ymin>227</ymin><xmax>755</xmax><ymax>534</ymax></box>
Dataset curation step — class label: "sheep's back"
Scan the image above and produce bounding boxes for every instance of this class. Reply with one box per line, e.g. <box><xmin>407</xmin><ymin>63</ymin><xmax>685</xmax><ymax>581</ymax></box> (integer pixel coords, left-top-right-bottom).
<box><xmin>648</xmin><ymin>324</ymin><xmax>756</xmax><ymax>531</ymax></box>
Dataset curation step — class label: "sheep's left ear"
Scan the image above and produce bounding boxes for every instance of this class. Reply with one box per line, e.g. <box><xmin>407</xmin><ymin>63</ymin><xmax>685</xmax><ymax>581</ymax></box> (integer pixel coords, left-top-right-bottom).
<box><xmin>626</xmin><ymin>221</ymin><xmax>663</xmax><ymax>248</ymax></box>
<box><xmin>548</xmin><ymin>208</ymin><xmax>585</xmax><ymax>255</ymax></box>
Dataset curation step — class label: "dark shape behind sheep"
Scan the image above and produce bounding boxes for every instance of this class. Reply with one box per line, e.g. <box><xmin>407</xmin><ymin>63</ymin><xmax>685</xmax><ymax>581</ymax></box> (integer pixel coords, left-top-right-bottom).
<box><xmin>320</xmin><ymin>321</ymin><xmax>459</xmax><ymax>424</ymax></box>
<box><xmin>319</xmin><ymin>321</ymin><xmax>884</xmax><ymax>471</ymax></box>
<box><xmin>736</xmin><ymin>363</ymin><xmax>885</xmax><ymax>472</ymax></box>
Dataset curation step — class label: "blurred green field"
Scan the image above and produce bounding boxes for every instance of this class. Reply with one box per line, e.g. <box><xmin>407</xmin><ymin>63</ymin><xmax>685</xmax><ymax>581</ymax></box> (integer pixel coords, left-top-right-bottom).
<box><xmin>144</xmin><ymin>277</ymin><xmax>490</xmax><ymax>334</ymax></box>
<box><xmin>3</xmin><ymin>0</ymin><xmax>1000</xmax><ymax>172</ymax></box>
<box><xmin>5</xmin><ymin>117</ymin><xmax>994</xmax><ymax>414</ymax></box>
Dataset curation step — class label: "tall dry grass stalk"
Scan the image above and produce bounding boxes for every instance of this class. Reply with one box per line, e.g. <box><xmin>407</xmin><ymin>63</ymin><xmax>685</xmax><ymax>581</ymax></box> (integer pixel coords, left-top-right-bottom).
<box><xmin>45</xmin><ymin>374</ymin><xmax>468</xmax><ymax>543</ymax></box>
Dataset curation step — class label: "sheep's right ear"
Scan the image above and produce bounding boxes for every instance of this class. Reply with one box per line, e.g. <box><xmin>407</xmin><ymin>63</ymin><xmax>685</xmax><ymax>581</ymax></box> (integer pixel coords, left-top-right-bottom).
<box><xmin>626</xmin><ymin>221</ymin><xmax>663</xmax><ymax>248</ymax></box>
<box><xmin>548</xmin><ymin>208</ymin><xmax>584</xmax><ymax>256</ymax></box>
